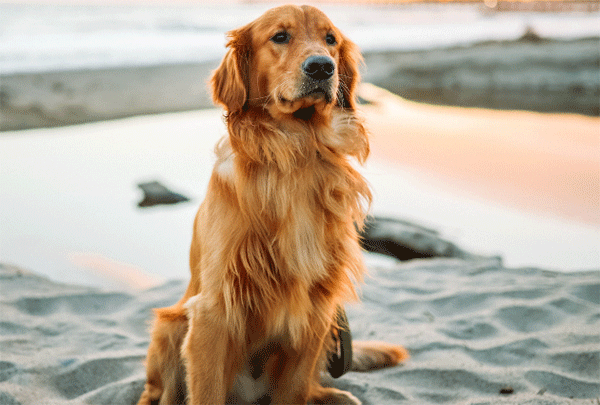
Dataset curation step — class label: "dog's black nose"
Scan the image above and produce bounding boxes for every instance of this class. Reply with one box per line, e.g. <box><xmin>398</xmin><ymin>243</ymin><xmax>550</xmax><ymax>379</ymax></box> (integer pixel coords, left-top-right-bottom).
<box><xmin>302</xmin><ymin>55</ymin><xmax>335</xmax><ymax>81</ymax></box>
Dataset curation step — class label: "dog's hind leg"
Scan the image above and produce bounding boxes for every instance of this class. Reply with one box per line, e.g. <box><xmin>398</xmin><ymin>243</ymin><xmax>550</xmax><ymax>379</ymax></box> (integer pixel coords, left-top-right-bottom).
<box><xmin>138</xmin><ymin>306</ymin><xmax>188</xmax><ymax>405</ymax></box>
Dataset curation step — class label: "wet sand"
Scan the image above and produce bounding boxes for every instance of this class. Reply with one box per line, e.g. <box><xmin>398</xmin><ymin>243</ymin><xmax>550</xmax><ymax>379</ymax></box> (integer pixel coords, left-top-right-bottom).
<box><xmin>359</xmin><ymin>84</ymin><xmax>600</xmax><ymax>226</ymax></box>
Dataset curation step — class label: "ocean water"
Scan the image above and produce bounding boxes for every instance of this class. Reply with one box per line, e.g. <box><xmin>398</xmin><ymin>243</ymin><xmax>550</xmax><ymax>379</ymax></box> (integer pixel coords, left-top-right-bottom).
<box><xmin>1</xmin><ymin>108</ymin><xmax>598</xmax><ymax>290</ymax></box>
<box><xmin>1</xmin><ymin>2</ymin><xmax>599</xmax><ymax>74</ymax></box>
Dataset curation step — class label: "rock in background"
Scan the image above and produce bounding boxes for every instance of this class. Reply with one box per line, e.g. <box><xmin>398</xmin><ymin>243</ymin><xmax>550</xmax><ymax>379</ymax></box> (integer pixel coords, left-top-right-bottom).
<box><xmin>362</xmin><ymin>37</ymin><xmax>599</xmax><ymax>116</ymax></box>
<box><xmin>359</xmin><ymin>216</ymin><xmax>494</xmax><ymax>263</ymax></box>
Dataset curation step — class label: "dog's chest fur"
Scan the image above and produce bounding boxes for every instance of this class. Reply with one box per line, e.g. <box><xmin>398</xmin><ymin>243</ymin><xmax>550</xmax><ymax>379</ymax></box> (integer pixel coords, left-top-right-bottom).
<box><xmin>187</xmin><ymin>116</ymin><xmax>369</xmax><ymax>401</ymax></box>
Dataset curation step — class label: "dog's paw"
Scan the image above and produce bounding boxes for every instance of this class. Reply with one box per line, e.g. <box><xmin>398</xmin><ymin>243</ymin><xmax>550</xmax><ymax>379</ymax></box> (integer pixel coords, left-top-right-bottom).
<box><xmin>310</xmin><ymin>387</ymin><xmax>361</xmax><ymax>405</ymax></box>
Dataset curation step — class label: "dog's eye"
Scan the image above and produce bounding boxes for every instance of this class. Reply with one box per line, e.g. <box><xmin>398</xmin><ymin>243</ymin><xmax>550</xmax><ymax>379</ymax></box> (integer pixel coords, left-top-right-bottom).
<box><xmin>271</xmin><ymin>31</ymin><xmax>290</xmax><ymax>44</ymax></box>
<box><xmin>325</xmin><ymin>33</ymin><xmax>337</xmax><ymax>46</ymax></box>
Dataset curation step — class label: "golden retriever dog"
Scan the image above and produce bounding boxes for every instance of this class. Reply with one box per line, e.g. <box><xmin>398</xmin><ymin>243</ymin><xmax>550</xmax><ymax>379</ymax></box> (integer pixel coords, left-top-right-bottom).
<box><xmin>137</xmin><ymin>5</ymin><xmax>408</xmax><ymax>405</ymax></box>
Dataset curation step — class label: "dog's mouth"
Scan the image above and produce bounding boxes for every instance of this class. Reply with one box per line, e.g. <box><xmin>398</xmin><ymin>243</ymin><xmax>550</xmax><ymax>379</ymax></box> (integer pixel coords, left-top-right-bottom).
<box><xmin>278</xmin><ymin>88</ymin><xmax>332</xmax><ymax>104</ymax></box>
<box><xmin>276</xmin><ymin>82</ymin><xmax>334</xmax><ymax>118</ymax></box>
<box><xmin>276</xmin><ymin>95</ymin><xmax>317</xmax><ymax>120</ymax></box>
<box><xmin>302</xmin><ymin>87</ymin><xmax>333</xmax><ymax>103</ymax></box>
<box><xmin>299</xmin><ymin>81</ymin><xmax>334</xmax><ymax>103</ymax></box>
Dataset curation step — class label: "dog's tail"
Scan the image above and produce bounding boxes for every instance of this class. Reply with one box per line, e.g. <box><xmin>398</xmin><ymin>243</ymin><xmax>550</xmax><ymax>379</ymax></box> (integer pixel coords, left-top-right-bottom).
<box><xmin>351</xmin><ymin>341</ymin><xmax>409</xmax><ymax>371</ymax></box>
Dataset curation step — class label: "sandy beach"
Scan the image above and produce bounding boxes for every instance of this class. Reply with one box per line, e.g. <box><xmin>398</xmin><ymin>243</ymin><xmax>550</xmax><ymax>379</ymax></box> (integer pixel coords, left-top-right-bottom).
<box><xmin>1</xmin><ymin>254</ymin><xmax>598</xmax><ymax>405</ymax></box>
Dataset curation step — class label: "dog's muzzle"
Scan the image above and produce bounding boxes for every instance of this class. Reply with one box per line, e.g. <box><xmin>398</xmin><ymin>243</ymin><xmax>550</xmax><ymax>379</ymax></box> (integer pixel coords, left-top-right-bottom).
<box><xmin>299</xmin><ymin>55</ymin><xmax>336</xmax><ymax>102</ymax></box>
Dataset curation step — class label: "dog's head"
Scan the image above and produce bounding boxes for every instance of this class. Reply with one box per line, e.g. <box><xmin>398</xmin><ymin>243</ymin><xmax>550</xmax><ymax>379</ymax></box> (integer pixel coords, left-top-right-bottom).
<box><xmin>210</xmin><ymin>5</ymin><xmax>362</xmax><ymax>120</ymax></box>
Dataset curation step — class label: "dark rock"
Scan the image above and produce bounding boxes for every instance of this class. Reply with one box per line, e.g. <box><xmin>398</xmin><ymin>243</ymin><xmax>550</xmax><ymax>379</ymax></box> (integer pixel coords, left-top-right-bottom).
<box><xmin>359</xmin><ymin>216</ymin><xmax>487</xmax><ymax>262</ymax></box>
<box><xmin>137</xmin><ymin>181</ymin><xmax>190</xmax><ymax>208</ymax></box>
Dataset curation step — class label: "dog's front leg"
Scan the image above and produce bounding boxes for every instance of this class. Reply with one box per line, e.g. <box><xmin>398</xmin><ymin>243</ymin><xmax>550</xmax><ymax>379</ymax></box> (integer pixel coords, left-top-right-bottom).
<box><xmin>270</xmin><ymin>316</ymin><xmax>332</xmax><ymax>405</ymax></box>
<box><xmin>182</xmin><ymin>295</ymin><xmax>237</xmax><ymax>405</ymax></box>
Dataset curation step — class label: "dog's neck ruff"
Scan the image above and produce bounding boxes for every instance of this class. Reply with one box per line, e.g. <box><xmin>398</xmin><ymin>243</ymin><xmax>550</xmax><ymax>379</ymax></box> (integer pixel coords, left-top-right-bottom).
<box><xmin>226</xmin><ymin>107</ymin><xmax>368</xmax><ymax>171</ymax></box>
<box><xmin>206</xmin><ymin>107</ymin><xmax>371</xmax><ymax>341</ymax></box>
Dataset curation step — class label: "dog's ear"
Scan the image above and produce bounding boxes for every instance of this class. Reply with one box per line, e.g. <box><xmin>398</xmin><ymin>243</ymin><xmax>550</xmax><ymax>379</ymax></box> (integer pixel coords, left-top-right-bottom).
<box><xmin>337</xmin><ymin>35</ymin><xmax>363</xmax><ymax>111</ymax></box>
<box><xmin>210</xmin><ymin>25</ymin><xmax>251</xmax><ymax>113</ymax></box>
<box><xmin>334</xmin><ymin>35</ymin><xmax>369</xmax><ymax>164</ymax></box>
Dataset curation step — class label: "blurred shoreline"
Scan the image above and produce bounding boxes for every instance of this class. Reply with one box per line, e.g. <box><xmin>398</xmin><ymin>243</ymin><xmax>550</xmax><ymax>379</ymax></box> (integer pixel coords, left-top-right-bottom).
<box><xmin>2</xmin><ymin>36</ymin><xmax>599</xmax><ymax>131</ymax></box>
<box><xmin>1</xmin><ymin>0</ymin><xmax>598</xmax><ymax>10</ymax></box>
<box><xmin>2</xmin><ymin>1</ymin><xmax>599</xmax><ymax>130</ymax></box>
